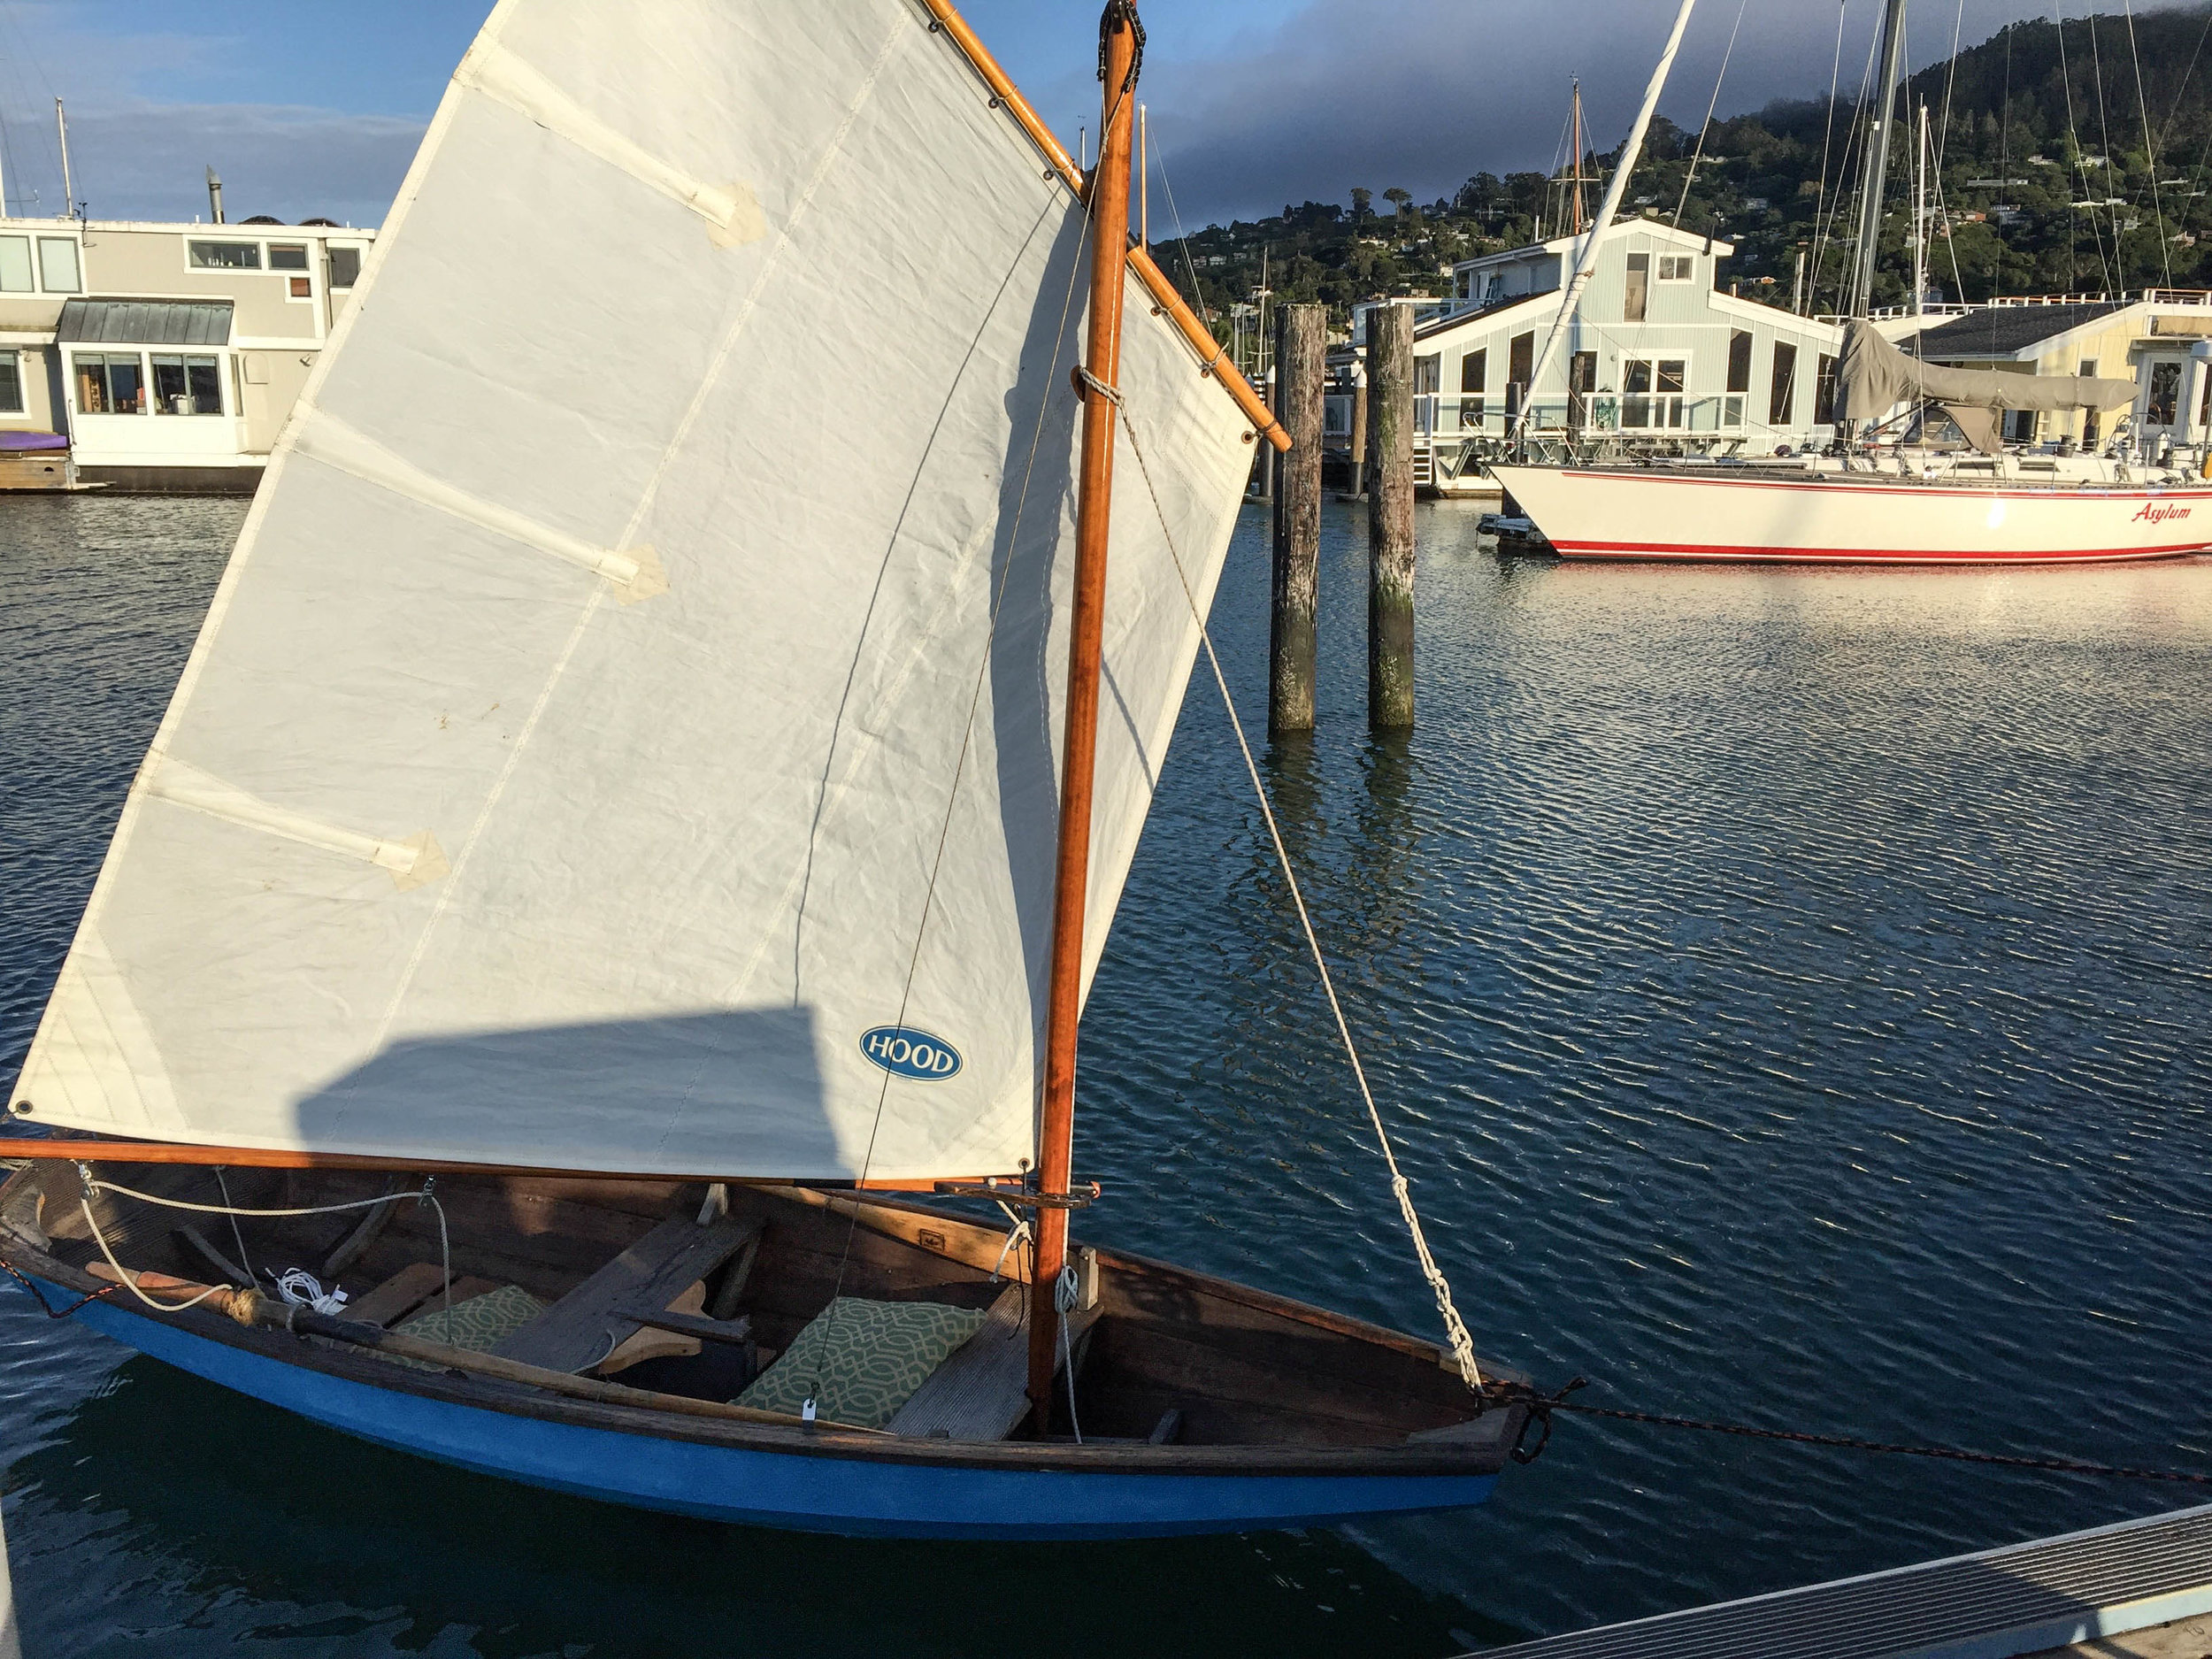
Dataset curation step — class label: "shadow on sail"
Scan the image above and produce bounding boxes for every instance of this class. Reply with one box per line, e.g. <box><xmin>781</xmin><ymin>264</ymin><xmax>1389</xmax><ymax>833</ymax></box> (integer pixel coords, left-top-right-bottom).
<box><xmin>289</xmin><ymin>1006</ymin><xmax>839</xmax><ymax>1173</ymax></box>
<box><xmin>987</xmin><ymin>211</ymin><xmax>1087</xmax><ymax>1041</ymax></box>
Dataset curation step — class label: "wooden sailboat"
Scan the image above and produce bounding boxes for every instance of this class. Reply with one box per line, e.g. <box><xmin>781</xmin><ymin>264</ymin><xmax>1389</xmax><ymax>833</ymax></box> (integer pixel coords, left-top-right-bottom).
<box><xmin>1491</xmin><ymin>0</ymin><xmax>2212</xmax><ymax>565</ymax></box>
<box><xmin>0</xmin><ymin>0</ymin><xmax>1524</xmax><ymax>1538</ymax></box>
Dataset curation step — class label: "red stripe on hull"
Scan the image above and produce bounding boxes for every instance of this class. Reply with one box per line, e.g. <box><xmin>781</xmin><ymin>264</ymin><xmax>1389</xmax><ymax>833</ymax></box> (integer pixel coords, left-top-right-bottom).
<box><xmin>1549</xmin><ymin>540</ymin><xmax>2211</xmax><ymax>565</ymax></box>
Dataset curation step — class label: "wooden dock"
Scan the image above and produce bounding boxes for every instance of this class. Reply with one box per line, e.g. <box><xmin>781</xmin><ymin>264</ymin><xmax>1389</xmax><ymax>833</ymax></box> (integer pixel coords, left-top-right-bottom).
<box><xmin>1469</xmin><ymin>1502</ymin><xmax>2212</xmax><ymax>1658</ymax></box>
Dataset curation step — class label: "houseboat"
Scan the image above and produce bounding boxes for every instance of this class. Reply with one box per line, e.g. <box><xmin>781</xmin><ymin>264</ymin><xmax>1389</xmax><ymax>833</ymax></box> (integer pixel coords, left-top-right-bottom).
<box><xmin>0</xmin><ymin>207</ymin><xmax>375</xmax><ymax>493</ymax></box>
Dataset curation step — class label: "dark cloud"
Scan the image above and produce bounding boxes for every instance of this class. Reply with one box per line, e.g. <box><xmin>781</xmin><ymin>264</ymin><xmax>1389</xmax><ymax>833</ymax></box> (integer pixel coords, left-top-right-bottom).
<box><xmin>1125</xmin><ymin>0</ymin><xmax>2116</xmax><ymax>225</ymax></box>
<box><xmin>8</xmin><ymin>101</ymin><xmax>420</xmax><ymax>227</ymax></box>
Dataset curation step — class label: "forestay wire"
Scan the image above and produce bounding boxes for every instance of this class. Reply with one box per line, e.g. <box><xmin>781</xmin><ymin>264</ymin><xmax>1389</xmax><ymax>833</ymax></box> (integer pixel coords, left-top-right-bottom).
<box><xmin>1112</xmin><ymin>402</ymin><xmax>1486</xmax><ymax>1396</ymax></box>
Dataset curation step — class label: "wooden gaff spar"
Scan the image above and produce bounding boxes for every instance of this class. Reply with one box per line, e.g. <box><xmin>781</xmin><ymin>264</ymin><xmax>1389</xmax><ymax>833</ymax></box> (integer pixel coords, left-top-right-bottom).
<box><xmin>0</xmin><ymin>0</ymin><xmax>1517</xmax><ymax>1540</ymax></box>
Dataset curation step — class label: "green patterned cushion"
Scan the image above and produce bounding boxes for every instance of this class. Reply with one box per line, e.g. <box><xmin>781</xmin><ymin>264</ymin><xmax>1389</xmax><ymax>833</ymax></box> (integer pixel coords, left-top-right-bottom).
<box><xmin>737</xmin><ymin>1297</ymin><xmax>986</xmax><ymax>1429</ymax></box>
<box><xmin>391</xmin><ymin>1283</ymin><xmax>545</xmax><ymax>1362</ymax></box>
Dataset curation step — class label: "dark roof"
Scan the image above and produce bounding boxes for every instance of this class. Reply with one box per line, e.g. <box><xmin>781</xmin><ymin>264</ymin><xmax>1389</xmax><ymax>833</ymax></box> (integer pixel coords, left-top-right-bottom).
<box><xmin>56</xmin><ymin>299</ymin><xmax>233</xmax><ymax>347</ymax></box>
<box><xmin>1908</xmin><ymin>301</ymin><xmax>2124</xmax><ymax>357</ymax></box>
<box><xmin>1413</xmin><ymin>287</ymin><xmax>1555</xmax><ymax>342</ymax></box>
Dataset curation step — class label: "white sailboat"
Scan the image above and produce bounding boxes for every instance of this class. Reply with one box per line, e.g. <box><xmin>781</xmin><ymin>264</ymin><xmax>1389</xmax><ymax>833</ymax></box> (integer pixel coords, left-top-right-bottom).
<box><xmin>1491</xmin><ymin>0</ymin><xmax>2212</xmax><ymax>565</ymax></box>
<box><xmin>0</xmin><ymin>0</ymin><xmax>1528</xmax><ymax>1538</ymax></box>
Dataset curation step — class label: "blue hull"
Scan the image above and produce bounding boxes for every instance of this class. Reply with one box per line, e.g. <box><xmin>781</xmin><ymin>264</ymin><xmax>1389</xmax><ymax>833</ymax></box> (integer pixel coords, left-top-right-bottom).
<box><xmin>61</xmin><ymin>1287</ymin><xmax>1499</xmax><ymax>1540</ymax></box>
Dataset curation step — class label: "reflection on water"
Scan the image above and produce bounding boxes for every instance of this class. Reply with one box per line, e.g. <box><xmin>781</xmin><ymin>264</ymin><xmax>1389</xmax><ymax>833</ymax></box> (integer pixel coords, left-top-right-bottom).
<box><xmin>4</xmin><ymin>493</ymin><xmax>2212</xmax><ymax>1653</ymax></box>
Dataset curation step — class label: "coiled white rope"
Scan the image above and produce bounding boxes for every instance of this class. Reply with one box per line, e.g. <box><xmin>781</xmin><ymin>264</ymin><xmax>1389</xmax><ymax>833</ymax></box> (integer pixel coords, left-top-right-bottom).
<box><xmin>1113</xmin><ymin>412</ymin><xmax>1486</xmax><ymax>1394</ymax></box>
<box><xmin>75</xmin><ymin>1172</ymin><xmax>453</xmax><ymax>1338</ymax></box>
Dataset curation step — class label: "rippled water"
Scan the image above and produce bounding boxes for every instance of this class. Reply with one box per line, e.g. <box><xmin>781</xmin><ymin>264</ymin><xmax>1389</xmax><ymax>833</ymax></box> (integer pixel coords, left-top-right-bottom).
<box><xmin>3</xmin><ymin>492</ymin><xmax>2210</xmax><ymax>1655</ymax></box>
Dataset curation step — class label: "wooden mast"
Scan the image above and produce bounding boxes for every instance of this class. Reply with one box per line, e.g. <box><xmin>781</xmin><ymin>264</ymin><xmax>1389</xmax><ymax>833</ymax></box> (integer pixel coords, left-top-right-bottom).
<box><xmin>1027</xmin><ymin>0</ymin><xmax>1140</xmax><ymax>1423</ymax></box>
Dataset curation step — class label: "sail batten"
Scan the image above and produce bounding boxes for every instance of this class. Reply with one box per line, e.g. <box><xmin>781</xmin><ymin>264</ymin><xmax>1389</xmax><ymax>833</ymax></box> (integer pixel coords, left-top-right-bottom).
<box><xmin>12</xmin><ymin>0</ymin><xmax>1254</xmax><ymax>1180</ymax></box>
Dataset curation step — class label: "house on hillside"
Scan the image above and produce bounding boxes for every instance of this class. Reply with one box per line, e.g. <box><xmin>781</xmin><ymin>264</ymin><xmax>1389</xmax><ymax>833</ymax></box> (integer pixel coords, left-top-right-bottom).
<box><xmin>1901</xmin><ymin>293</ymin><xmax>2212</xmax><ymax>453</ymax></box>
<box><xmin>1326</xmin><ymin>219</ymin><xmax>1844</xmax><ymax>496</ymax></box>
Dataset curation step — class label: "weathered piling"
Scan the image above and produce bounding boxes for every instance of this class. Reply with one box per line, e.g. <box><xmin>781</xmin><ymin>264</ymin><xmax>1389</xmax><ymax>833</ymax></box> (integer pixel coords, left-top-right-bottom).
<box><xmin>1270</xmin><ymin>303</ymin><xmax>1324</xmax><ymax>735</ymax></box>
<box><xmin>1366</xmin><ymin>303</ymin><xmax>1415</xmax><ymax>730</ymax></box>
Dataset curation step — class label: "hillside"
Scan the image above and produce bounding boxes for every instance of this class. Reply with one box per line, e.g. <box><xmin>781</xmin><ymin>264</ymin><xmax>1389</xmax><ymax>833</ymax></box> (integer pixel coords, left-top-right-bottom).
<box><xmin>1164</xmin><ymin>5</ymin><xmax>2212</xmax><ymax>334</ymax></box>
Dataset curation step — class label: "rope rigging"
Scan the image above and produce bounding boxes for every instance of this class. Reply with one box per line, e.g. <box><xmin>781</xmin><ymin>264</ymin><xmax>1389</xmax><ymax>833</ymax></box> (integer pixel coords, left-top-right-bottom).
<box><xmin>1113</xmin><ymin>402</ymin><xmax>1486</xmax><ymax>1396</ymax></box>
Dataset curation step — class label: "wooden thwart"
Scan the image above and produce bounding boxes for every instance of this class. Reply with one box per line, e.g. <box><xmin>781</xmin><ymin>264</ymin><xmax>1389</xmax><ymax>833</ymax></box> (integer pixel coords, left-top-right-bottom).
<box><xmin>887</xmin><ymin>1283</ymin><xmax>1100</xmax><ymax>1442</ymax></box>
<box><xmin>493</xmin><ymin>1212</ymin><xmax>762</xmax><ymax>1374</ymax></box>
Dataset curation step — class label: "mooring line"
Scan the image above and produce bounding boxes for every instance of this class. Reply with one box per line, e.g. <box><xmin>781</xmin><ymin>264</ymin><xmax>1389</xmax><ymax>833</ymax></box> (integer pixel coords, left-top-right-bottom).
<box><xmin>1482</xmin><ymin>1377</ymin><xmax>2212</xmax><ymax>1484</ymax></box>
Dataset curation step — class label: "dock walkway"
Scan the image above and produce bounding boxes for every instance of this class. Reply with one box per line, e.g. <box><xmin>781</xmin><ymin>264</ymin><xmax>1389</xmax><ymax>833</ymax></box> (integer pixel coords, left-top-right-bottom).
<box><xmin>1472</xmin><ymin>1502</ymin><xmax>2212</xmax><ymax>1658</ymax></box>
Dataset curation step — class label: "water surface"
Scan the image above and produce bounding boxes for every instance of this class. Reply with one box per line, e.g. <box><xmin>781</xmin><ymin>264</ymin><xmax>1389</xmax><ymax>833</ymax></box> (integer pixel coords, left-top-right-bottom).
<box><xmin>3</xmin><ymin>493</ymin><xmax>2209</xmax><ymax>1655</ymax></box>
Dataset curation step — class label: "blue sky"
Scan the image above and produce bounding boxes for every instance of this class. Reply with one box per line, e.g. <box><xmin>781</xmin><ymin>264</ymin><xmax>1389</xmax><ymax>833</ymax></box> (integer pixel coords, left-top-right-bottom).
<box><xmin>0</xmin><ymin>1</ymin><xmax>2081</xmax><ymax>228</ymax></box>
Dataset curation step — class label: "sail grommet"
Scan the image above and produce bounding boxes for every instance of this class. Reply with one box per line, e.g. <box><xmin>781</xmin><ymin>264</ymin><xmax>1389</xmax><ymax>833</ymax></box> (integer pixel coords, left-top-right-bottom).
<box><xmin>8</xmin><ymin>1101</ymin><xmax>27</xmax><ymax>1116</ymax></box>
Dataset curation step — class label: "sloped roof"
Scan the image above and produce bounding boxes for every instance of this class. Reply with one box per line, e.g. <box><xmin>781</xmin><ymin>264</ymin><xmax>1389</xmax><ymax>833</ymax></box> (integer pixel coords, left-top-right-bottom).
<box><xmin>1908</xmin><ymin>301</ymin><xmax>2125</xmax><ymax>358</ymax></box>
<box><xmin>56</xmin><ymin>299</ymin><xmax>232</xmax><ymax>347</ymax></box>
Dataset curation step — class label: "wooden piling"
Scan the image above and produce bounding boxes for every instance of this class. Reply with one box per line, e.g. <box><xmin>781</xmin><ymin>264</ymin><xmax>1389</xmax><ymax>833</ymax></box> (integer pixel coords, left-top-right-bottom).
<box><xmin>1270</xmin><ymin>304</ymin><xmax>1324</xmax><ymax>734</ymax></box>
<box><xmin>1366</xmin><ymin>303</ymin><xmax>1415</xmax><ymax>730</ymax></box>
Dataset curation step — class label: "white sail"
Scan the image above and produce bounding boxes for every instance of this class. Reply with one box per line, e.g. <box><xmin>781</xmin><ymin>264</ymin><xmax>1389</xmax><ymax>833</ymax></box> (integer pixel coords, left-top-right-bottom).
<box><xmin>13</xmin><ymin>0</ymin><xmax>1254</xmax><ymax>1180</ymax></box>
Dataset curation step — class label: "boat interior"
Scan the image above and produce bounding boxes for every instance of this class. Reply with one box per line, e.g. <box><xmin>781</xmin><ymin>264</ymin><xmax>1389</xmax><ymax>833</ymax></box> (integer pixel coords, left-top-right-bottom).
<box><xmin>0</xmin><ymin>1160</ymin><xmax>1507</xmax><ymax>1457</ymax></box>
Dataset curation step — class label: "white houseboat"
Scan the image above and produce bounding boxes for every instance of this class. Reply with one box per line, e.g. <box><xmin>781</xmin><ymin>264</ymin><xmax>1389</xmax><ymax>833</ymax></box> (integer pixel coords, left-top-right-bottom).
<box><xmin>1329</xmin><ymin>220</ymin><xmax>1847</xmax><ymax>497</ymax></box>
<box><xmin>0</xmin><ymin>212</ymin><xmax>375</xmax><ymax>492</ymax></box>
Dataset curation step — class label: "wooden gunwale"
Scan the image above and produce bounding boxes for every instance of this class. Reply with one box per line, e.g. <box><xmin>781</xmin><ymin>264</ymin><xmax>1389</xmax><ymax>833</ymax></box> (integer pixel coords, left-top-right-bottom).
<box><xmin>915</xmin><ymin>0</ymin><xmax>1288</xmax><ymax>452</ymax></box>
<box><xmin>7</xmin><ymin>1150</ymin><xmax>1474</xmax><ymax>1394</ymax></box>
<box><xmin>3</xmin><ymin>1240</ymin><xmax>1511</xmax><ymax>1478</ymax></box>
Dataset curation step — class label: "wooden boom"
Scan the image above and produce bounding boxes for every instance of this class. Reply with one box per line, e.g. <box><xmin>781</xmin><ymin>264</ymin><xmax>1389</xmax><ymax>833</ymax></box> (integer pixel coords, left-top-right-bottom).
<box><xmin>918</xmin><ymin>0</ymin><xmax>1288</xmax><ymax>452</ymax></box>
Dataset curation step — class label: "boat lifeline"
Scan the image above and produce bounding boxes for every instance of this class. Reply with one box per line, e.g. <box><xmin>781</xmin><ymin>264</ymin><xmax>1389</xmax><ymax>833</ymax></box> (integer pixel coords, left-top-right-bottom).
<box><xmin>0</xmin><ymin>0</ymin><xmax>1524</xmax><ymax>1539</ymax></box>
<box><xmin>1491</xmin><ymin>0</ymin><xmax>2212</xmax><ymax>565</ymax></box>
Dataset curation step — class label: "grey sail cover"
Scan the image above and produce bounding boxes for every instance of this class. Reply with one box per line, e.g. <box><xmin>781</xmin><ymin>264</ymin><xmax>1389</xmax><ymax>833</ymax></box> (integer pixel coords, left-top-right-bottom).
<box><xmin>12</xmin><ymin>0</ymin><xmax>1255</xmax><ymax>1180</ymax></box>
<box><xmin>1837</xmin><ymin>318</ymin><xmax>2140</xmax><ymax>424</ymax></box>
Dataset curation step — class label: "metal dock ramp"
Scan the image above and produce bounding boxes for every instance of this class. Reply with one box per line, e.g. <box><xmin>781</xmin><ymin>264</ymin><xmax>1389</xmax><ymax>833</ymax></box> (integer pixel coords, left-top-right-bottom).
<box><xmin>1474</xmin><ymin>1502</ymin><xmax>2212</xmax><ymax>1658</ymax></box>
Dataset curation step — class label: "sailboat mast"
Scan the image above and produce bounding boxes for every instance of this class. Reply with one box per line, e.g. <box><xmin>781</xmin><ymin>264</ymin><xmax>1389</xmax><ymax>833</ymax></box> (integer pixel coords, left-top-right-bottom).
<box><xmin>1510</xmin><ymin>0</ymin><xmax>1697</xmax><ymax>446</ymax></box>
<box><xmin>1028</xmin><ymin>0</ymin><xmax>1141</xmax><ymax>1421</ymax></box>
<box><xmin>1848</xmin><ymin>0</ymin><xmax>1909</xmax><ymax>319</ymax></box>
<box><xmin>1569</xmin><ymin>80</ymin><xmax>1588</xmax><ymax>234</ymax></box>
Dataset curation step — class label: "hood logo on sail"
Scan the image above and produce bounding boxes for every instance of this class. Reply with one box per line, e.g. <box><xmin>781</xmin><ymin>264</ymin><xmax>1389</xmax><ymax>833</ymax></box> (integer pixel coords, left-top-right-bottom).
<box><xmin>859</xmin><ymin>1026</ymin><xmax>962</xmax><ymax>1081</ymax></box>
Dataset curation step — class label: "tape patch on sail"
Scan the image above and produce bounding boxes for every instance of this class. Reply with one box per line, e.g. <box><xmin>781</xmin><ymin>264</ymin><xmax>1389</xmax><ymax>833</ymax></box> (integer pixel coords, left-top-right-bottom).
<box><xmin>290</xmin><ymin>410</ymin><xmax>665</xmax><ymax>603</ymax></box>
<box><xmin>142</xmin><ymin>754</ymin><xmax>449</xmax><ymax>890</ymax></box>
<box><xmin>457</xmin><ymin>40</ymin><xmax>767</xmax><ymax>248</ymax></box>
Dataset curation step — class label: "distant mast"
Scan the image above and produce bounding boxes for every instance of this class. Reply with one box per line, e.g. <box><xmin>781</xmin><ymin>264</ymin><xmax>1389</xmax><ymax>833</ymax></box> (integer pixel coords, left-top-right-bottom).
<box><xmin>1848</xmin><ymin>0</ymin><xmax>1909</xmax><ymax>319</ymax></box>
<box><xmin>1511</xmin><ymin>0</ymin><xmax>1698</xmax><ymax>446</ymax></box>
<box><xmin>53</xmin><ymin>98</ymin><xmax>72</xmax><ymax>219</ymax></box>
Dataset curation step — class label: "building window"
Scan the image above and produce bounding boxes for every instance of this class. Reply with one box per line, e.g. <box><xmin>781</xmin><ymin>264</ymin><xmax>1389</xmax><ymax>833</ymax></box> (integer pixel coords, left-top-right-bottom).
<box><xmin>327</xmin><ymin>246</ymin><xmax>362</xmax><ymax>288</ymax></box>
<box><xmin>0</xmin><ymin>236</ymin><xmax>29</xmax><ymax>293</ymax></box>
<box><xmin>1624</xmin><ymin>252</ymin><xmax>1649</xmax><ymax>322</ymax></box>
<box><xmin>1814</xmin><ymin>352</ymin><xmax>1839</xmax><ymax>425</ymax></box>
<box><xmin>268</xmin><ymin>244</ymin><xmax>310</xmax><ymax>271</ymax></box>
<box><xmin>2147</xmin><ymin>360</ymin><xmax>2181</xmax><ymax>426</ymax></box>
<box><xmin>1657</xmin><ymin>254</ymin><xmax>1695</xmax><ymax>281</ymax></box>
<box><xmin>150</xmin><ymin>353</ymin><xmax>223</xmax><ymax>415</ymax></box>
<box><xmin>1770</xmin><ymin>342</ymin><xmax>1797</xmax><ymax>426</ymax></box>
<box><xmin>74</xmin><ymin>351</ymin><xmax>144</xmax><ymax>414</ymax></box>
<box><xmin>1725</xmin><ymin>329</ymin><xmax>1752</xmax><ymax>427</ymax></box>
<box><xmin>36</xmin><ymin>237</ymin><xmax>80</xmax><ymax>293</ymax></box>
<box><xmin>1507</xmin><ymin>330</ymin><xmax>1534</xmax><ymax>418</ymax></box>
<box><xmin>189</xmin><ymin>241</ymin><xmax>262</xmax><ymax>271</ymax></box>
<box><xmin>0</xmin><ymin>351</ymin><xmax>21</xmax><ymax>415</ymax></box>
<box><xmin>2082</xmin><ymin>359</ymin><xmax>2102</xmax><ymax>444</ymax></box>
<box><xmin>1458</xmin><ymin>347</ymin><xmax>1486</xmax><ymax>429</ymax></box>
<box><xmin>1622</xmin><ymin>357</ymin><xmax>1687</xmax><ymax>428</ymax></box>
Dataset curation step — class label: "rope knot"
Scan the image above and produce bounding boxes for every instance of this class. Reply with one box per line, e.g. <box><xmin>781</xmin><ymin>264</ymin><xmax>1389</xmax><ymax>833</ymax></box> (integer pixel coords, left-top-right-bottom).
<box><xmin>1072</xmin><ymin>365</ymin><xmax>1124</xmax><ymax>408</ymax></box>
<box><xmin>1479</xmin><ymin>1375</ymin><xmax>1588</xmax><ymax>1464</ymax></box>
